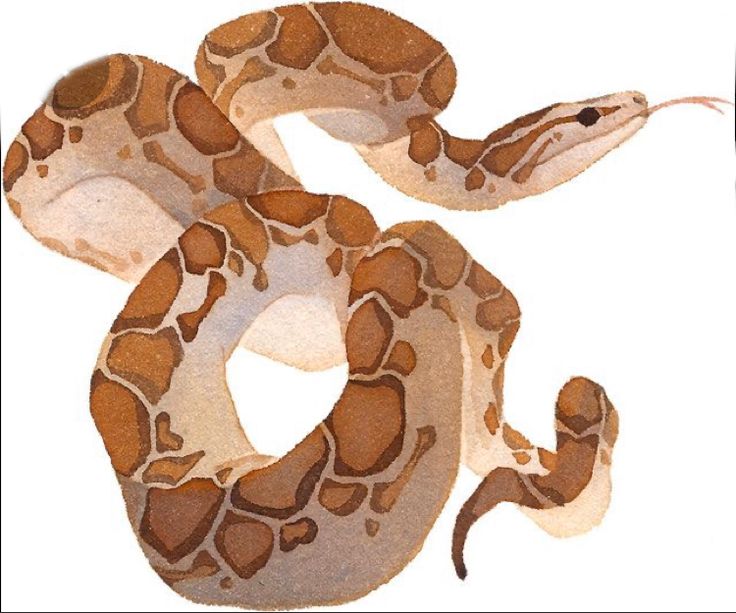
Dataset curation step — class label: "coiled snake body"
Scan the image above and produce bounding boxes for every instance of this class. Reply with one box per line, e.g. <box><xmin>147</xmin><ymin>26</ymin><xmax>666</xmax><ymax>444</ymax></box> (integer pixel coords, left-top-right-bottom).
<box><xmin>2</xmin><ymin>2</ymin><xmax>726</xmax><ymax>609</ymax></box>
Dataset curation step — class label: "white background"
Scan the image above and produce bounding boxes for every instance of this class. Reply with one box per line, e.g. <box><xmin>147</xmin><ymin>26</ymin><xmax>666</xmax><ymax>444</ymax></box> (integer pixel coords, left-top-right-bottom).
<box><xmin>1</xmin><ymin>1</ymin><xmax>735</xmax><ymax>611</ymax></box>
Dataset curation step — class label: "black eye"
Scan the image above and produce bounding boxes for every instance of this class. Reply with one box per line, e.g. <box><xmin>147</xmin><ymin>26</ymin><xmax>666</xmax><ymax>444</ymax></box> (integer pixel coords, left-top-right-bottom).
<box><xmin>576</xmin><ymin>107</ymin><xmax>601</xmax><ymax>126</ymax></box>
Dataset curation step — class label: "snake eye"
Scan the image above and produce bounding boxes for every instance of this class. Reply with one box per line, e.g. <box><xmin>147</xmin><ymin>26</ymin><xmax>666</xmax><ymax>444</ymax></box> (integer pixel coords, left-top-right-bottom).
<box><xmin>576</xmin><ymin>107</ymin><xmax>602</xmax><ymax>127</ymax></box>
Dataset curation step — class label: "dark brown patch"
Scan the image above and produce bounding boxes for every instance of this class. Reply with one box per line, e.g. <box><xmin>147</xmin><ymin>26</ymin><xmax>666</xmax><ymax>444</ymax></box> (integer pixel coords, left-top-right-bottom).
<box><xmin>465</xmin><ymin>261</ymin><xmax>503</xmax><ymax>299</ymax></box>
<box><xmin>349</xmin><ymin>247</ymin><xmax>427</xmax><ymax>318</ymax></box>
<box><xmin>3</xmin><ymin>141</ymin><xmax>29</xmax><ymax>192</ymax></box>
<box><xmin>476</xmin><ymin>290</ymin><xmax>520</xmax><ymax>331</ymax></box>
<box><xmin>205</xmin><ymin>201</ymin><xmax>269</xmax><ymax>273</ymax></box>
<box><xmin>249</xmin><ymin>191</ymin><xmax>329</xmax><ymax>228</ymax></box>
<box><xmin>68</xmin><ymin>126</ymin><xmax>83</xmax><ymax>143</ymax></box>
<box><xmin>142</xmin><ymin>451</ymin><xmax>205</xmax><ymax>485</ymax></box>
<box><xmin>481</xmin><ymin>345</ymin><xmax>494</xmax><ymax>369</ymax></box>
<box><xmin>177</xmin><ymin>271</ymin><xmax>227</xmax><ymax>343</ymax></box>
<box><xmin>112</xmin><ymin>249</ymin><xmax>183</xmax><ymax>332</ymax></box>
<box><xmin>407</xmin><ymin>118</ymin><xmax>442</xmax><ymax>166</ymax></box>
<box><xmin>384</xmin><ymin>340</ymin><xmax>416</xmax><ymax>376</ymax></box>
<box><xmin>465</xmin><ymin>167</ymin><xmax>486</xmax><ymax>191</ymax></box>
<box><xmin>117</xmin><ymin>144</ymin><xmax>132</xmax><ymax>160</ymax></box>
<box><xmin>484</xmin><ymin>403</ymin><xmax>499</xmax><ymax>435</ymax></box>
<box><xmin>89</xmin><ymin>370</ymin><xmax>150</xmax><ymax>476</ymax></box>
<box><xmin>424</xmin><ymin>166</ymin><xmax>437</xmax><ymax>182</ymax></box>
<box><xmin>220</xmin><ymin>577</ymin><xmax>233</xmax><ymax>589</ymax></box>
<box><xmin>498</xmin><ymin>320</ymin><xmax>520</xmax><ymax>357</ymax></box>
<box><xmin>511</xmin><ymin>137</ymin><xmax>554</xmax><ymax>184</ymax></box>
<box><xmin>485</xmin><ymin>104</ymin><xmax>559</xmax><ymax>146</ymax></box>
<box><xmin>431</xmin><ymin>294</ymin><xmax>456</xmax><ymax>321</ymax></box>
<box><xmin>140</xmin><ymin>478</ymin><xmax>225</xmax><ymax>563</ymax></box>
<box><xmin>214</xmin><ymin>58</ymin><xmax>277</xmax><ymax>112</ymax></box>
<box><xmin>216</xmin><ymin>468</ymin><xmax>233</xmax><ymax>484</ymax></box>
<box><xmin>173</xmin><ymin>82</ymin><xmax>240</xmax><ymax>155</ymax></box>
<box><xmin>266</xmin><ymin>6</ymin><xmax>328</xmax><ymax>69</ymax></box>
<box><xmin>21</xmin><ymin>107</ymin><xmax>65</xmax><ymax>160</ymax></box>
<box><xmin>326</xmin><ymin>376</ymin><xmax>406</xmax><ymax>477</ymax></box>
<box><xmin>179</xmin><ymin>223</ymin><xmax>227</xmax><ymax>275</ymax></box>
<box><xmin>315</xmin><ymin>3</ymin><xmax>443</xmax><ymax>74</ymax></box>
<box><xmin>326</xmin><ymin>195</ymin><xmax>379</xmax><ymax>247</ymax></box>
<box><xmin>227</xmin><ymin>252</ymin><xmax>244</xmax><ymax>276</ymax></box>
<box><xmin>155</xmin><ymin>412</ymin><xmax>183</xmax><ymax>452</ymax></box>
<box><xmin>142</xmin><ymin>141</ymin><xmax>206</xmax><ymax>194</ymax></box>
<box><xmin>124</xmin><ymin>59</ymin><xmax>180</xmax><ymax>138</ymax></box>
<box><xmin>279</xmin><ymin>517</ymin><xmax>318</xmax><ymax>552</ymax></box>
<box><xmin>194</xmin><ymin>46</ymin><xmax>226</xmax><ymax>99</ymax></box>
<box><xmin>318</xmin><ymin>479</ymin><xmax>368</xmax><ymax>516</ymax></box>
<box><xmin>282</xmin><ymin>77</ymin><xmax>296</xmax><ymax>89</ymax></box>
<box><xmin>513</xmin><ymin>451</ymin><xmax>531</xmax><ymax>465</ymax></box>
<box><xmin>154</xmin><ymin>551</ymin><xmax>220</xmax><ymax>586</ymax></box>
<box><xmin>36</xmin><ymin>165</ymin><xmax>48</xmax><ymax>178</ymax></box>
<box><xmin>215</xmin><ymin>511</ymin><xmax>274</xmax><ymax>579</ymax></box>
<box><xmin>502</xmin><ymin>424</ymin><xmax>532</xmax><ymax>450</ymax></box>
<box><xmin>365</xmin><ymin>518</ymin><xmax>380</xmax><ymax>536</ymax></box>
<box><xmin>556</xmin><ymin>377</ymin><xmax>604</xmax><ymax>434</ymax></box>
<box><xmin>443</xmin><ymin>135</ymin><xmax>486</xmax><ymax>169</ymax></box>
<box><xmin>212</xmin><ymin>145</ymin><xmax>267</xmax><ymax>199</ymax></box>
<box><xmin>370</xmin><ymin>426</ymin><xmax>436</xmax><ymax>513</ymax></box>
<box><xmin>530</xmin><ymin>435</ymin><xmax>597</xmax><ymax>504</ymax></box>
<box><xmin>386</xmin><ymin>222</ymin><xmax>467</xmax><ymax>290</ymax></box>
<box><xmin>206</xmin><ymin>11</ymin><xmax>278</xmax><ymax>57</ymax></box>
<box><xmin>231</xmin><ymin>428</ymin><xmax>329</xmax><ymax>519</ymax></box>
<box><xmin>538</xmin><ymin>448</ymin><xmax>557</xmax><ymax>471</ymax></box>
<box><xmin>391</xmin><ymin>75</ymin><xmax>418</xmax><ymax>101</ymax></box>
<box><xmin>326</xmin><ymin>248</ymin><xmax>343</xmax><ymax>276</ymax></box>
<box><xmin>346</xmin><ymin>298</ymin><xmax>394</xmax><ymax>375</ymax></box>
<box><xmin>106</xmin><ymin>327</ymin><xmax>183</xmax><ymax>404</ymax></box>
<box><xmin>52</xmin><ymin>55</ymin><xmax>138</xmax><ymax>119</ymax></box>
<box><xmin>418</xmin><ymin>53</ymin><xmax>456</xmax><ymax>109</ymax></box>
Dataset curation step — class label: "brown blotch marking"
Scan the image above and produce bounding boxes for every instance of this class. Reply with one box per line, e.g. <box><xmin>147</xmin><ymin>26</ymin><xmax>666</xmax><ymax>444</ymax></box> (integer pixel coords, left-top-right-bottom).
<box><xmin>485</xmin><ymin>104</ymin><xmax>559</xmax><ymax>146</ymax></box>
<box><xmin>407</xmin><ymin>118</ymin><xmax>442</xmax><ymax>166</ymax></box>
<box><xmin>512</xmin><ymin>137</ymin><xmax>554</xmax><ymax>184</ymax></box>
<box><xmin>3</xmin><ymin>141</ymin><xmax>29</xmax><ymax>191</ymax></box>
<box><xmin>349</xmin><ymin>247</ymin><xmax>427</xmax><ymax>318</ymax></box>
<box><xmin>173</xmin><ymin>82</ymin><xmax>240</xmax><ymax>155</ymax></box>
<box><xmin>107</xmin><ymin>327</ymin><xmax>182</xmax><ymax>404</ymax></box>
<box><xmin>21</xmin><ymin>107</ymin><xmax>65</xmax><ymax>160</ymax></box>
<box><xmin>205</xmin><ymin>11</ymin><xmax>278</xmax><ymax>57</ymax></box>
<box><xmin>266</xmin><ymin>5</ymin><xmax>328</xmax><ymax>69</ymax></box>
<box><xmin>488</xmin><ymin>182</ymin><xmax>497</xmax><ymax>193</ymax></box>
<box><xmin>194</xmin><ymin>46</ymin><xmax>226</xmax><ymax>98</ymax></box>
<box><xmin>154</xmin><ymin>551</ymin><xmax>219</xmax><ymax>586</ymax></box>
<box><xmin>155</xmin><ymin>412</ymin><xmax>183</xmax><ymax>452</ymax></box>
<box><xmin>326</xmin><ymin>376</ymin><xmax>406</xmax><ymax>477</ymax></box>
<box><xmin>220</xmin><ymin>577</ymin><xmax>233</xmax><ymax>589</ymax></box>
<box><xmin>177</xmin><ymin>272</ymin><xmax>227</xmax><ymax>343</ymax></box>
<box><xmin>370</xmin><ymin>426</ymin><xmax>436</xmax><ymax>513</ymax></box>
<box><xmin>232</xmin><ymin>428</ymin><xmax>329</xmax><ymax>519</ymax></box>
<box><xmin>600</xmin><ymin>449</ymin><xmax>612</xmax><ymax>465</ymax></box>
<box><xmin>602</xmin><ymin>399</ymin><xmax>619</xmax><ymax>448</ymax></box>
<box><xmin>386</xmin><ymin>221</ymin><xmax>467</xmax><ymax>290</ymax></box>
<box><xmin>481</xmin><ymin>345</ymin><xmax>494</xmax><ymax>369</ymax></box>
<box><xmin>215</xmin><ymin>511</ymin><xmax>274</xmax><ymax>579</ymax></box>
<box><xmin>465</xmin><ymin>167</ymin><xmax>486</xmax><ymax>191</ymax></box>
<box><xmin>89</xmin><ymin>370</ymin><xmax>150</xmax><ymax>476</ymax></box>
<box><xmin>74</xmin><ymin>237</ymin><xmax>128</xmax><ymax>272</ymax></box>
<box><xmin>142</xmin><ymin>451</ymin><xmax>206</xmax><ymax>486</ymax></box>
<box><xmin>326</xmin><ymin>195</ymin><xmax>379</xmax><ymax>247</ymax></box>
<box><xmin>141</xmin><ymin>478</ymin><xmax>225</xmax><ymax>563</ymax></box>
<box><xmin>117</xmin><ymin>144</ymin><xmax>132</xmax><ymax>160</ymax></box>
<box><xmin>539</xmin><ymin>448</ymin><xmax>557</xmax><ymax>471</ymax></box>
<box><xmin>234</xmin><ymin>107</ymin><xmax>244</xmax><ymax>118</ymax></box>
<box><xmin>431</xmin><ymin>295</ymin><xmax>456</xmax><ymax>322</ymax></box>
<box><xmin>318</xmin><ymin>479</ymin><xmax>368</xmax><ymax>516</ymax></box>
<box><xmin>326</xmin><ymin>248</ymin><xmax>343</xmax><ymax>276</ymax></box>
<box><xmin>214</xmin><ymin>57</ymin><xmax>277</xmax><ymax>112</ymax></box>
<box><xmin>316</xmin><ymin>56</ymin><xmax>385</xmax><ymax>94</ymax></box>
<box><xmin>142</xmin><ymin>141</ymin><xmax>206</xmax><ymax>194</ymax></box>
<box><xmin>112</xmin><ymin>249</ymin><xmax>182</xmax><ymax>332</ymax></box>
<box><xmin>484</xmin><ymin>403</ymin><xmax>499</xmax><ymax>435</ymax></box>
<box><xmin>513</xmin><ymin>451</ymin><xmax>531</xmax><ymax>465</ymax></box>
<box><xmin>68</xmin><ymin>126</ymin><xmax>83</xmax><ymax>143</ymax></box>
<box><xmin>227</xmin><ymin>252</ymin><xmax>244</xmax><ymax>276</ymax></box>
<box><xmin>253</xmin><ymin>267</ymin><xmax>269</xmax><ymax>292</ymax></box>
<box><xmin>216</xmin><ymin>468</ymin><xmax>233</xmax><ymax>484</ymax></box>
<box><xmin>424</xmin><ymin>166</ymin><xmax>437</xmax><ymax>182</ymax></box>
<box><xmin>443</xmin><ymin>135</ymin><xmax>487</xmax><ymax>169</ymax></box>
<box><xmin>124</xmin><ymin>60</ymin><xmax>180</xmax><ymax>138</ymax></box>
<box><xmin>212</xmin><ymin>145</ymin><xmax>267</xmax><ymax>200</ymax></box>
<box><xmin>249</xmin><ymin>191</ymin><xmax>328</xmax><ymax>228</ymax></box>
<box><xmin>52</xmin><ymin>54</ymin><xmax>138</xmax><ymax>119</ymax></box>
<box><xmin>205</xmin><ymin>201</ymin><xmax>269</xmax><ymax>271</ymax></box>
<box><xmin>492</xmin><ymin>365</ymin><xmax>505</xmax><ymax>409</ymax></box>
<box><xmin>482</xmin><ymin>113</ymin><xmax>577</xmax><ymax>177</ymax></box>
<box><xmin>503</xmin><ymin>423</ymin><xmax>532</xmax><ymax>450</ymax></box>
<box><xmin>7</xmin><ymin>197</ymin><xmax>21</xmax><ymax>217</ymax></box>
<box><xmin>498</xmin><ymin>320</ymin><xmax>520</xmax><ymax>357</ymax></box>
<box><xmin>346</xmin><ymin>298</ymin><xmax>393</xmax><ymax>375</ymax></box>
<box><xmin>365</xmin><ymin>518</ymin><xmax>380</xmax><ymax>537</ymax></box>
<box><xmin>418</xmin><ymin>53</ymin><xmax>456</xmax><ymax>109</ymax></box>
<box><xmin>530</xmin><ymin>434</ymin><xmax>598</xmax><ymax>504</ymax></box>
<box><xmin>315</xmin><ymin>3</ymin><xmax>443</xmax><ymax>74</ymax></box>
<box><xmin>36</xmin><ymin>165</ymin><xmax>48</xmax><ymax>178</ymax></box>
<box><xmin>556</xmin><ymin>377</ymin><xmax>604</xmax><ymax>434</ymax></box>
<box><xmin>384</xmin><ymin>340</ymin><xmax>416</xmax><ymax>376</ymax></box>
<box><xmin>269</xmin><ymin>225</ymin><xmax>317</xmax><ymax>247</ymax></box>
<box><xmin>343</xmin><ymin>248</ymin><xmax>365</xmax><ymax>276</ymax></box>
<box><xmin>279</xmin><ymin>517</ymin><xmax>318</xmax><ymax>552</ymax></box>
<box><xmin>476</xmin><ymin>289</ymin><xmax>520</xmax><ymax>331</ymax></box>
<box><xmin>391</xmin><ymin>75</ymin><xmax>418</xmax><ymax>101</ymax></box>
<box><xmin>282</xmin><ymin>77</ymin><xmax>296</xmax><ymax>89</ymax></box>
<box><xmin>179</xmin><ymin>223</ymin><xmax>227</xmax><ymax>275</ymax></box>
<box><xmin>465</xmin><ymin>260</ymin><xmax>503</xmax><ymax>299</ymax></box>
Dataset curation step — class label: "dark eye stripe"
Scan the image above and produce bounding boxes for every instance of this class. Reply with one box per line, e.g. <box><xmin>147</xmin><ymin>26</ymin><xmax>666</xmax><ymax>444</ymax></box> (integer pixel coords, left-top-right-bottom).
<box><xmin>576</xmin><ymin>107</ymin><xmax>601</xmax><ymax>126</ymax></box>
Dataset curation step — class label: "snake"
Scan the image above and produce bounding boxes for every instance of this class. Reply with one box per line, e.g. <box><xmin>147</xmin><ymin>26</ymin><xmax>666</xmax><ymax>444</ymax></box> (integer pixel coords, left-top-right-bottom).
<box><xmin>1</xmin><ymin>2</ymin><xmax>728</xmax><ymax>609</ymax></box>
